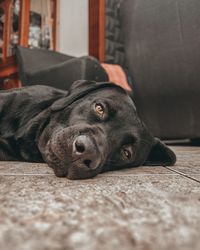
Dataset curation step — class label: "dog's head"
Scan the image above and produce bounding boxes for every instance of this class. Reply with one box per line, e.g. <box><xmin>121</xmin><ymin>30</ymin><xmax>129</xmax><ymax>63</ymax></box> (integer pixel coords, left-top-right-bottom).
<box><xmin>40</xmin><ymin>80</ymin><xmax>176</xmax><ymax>179</ymax></box>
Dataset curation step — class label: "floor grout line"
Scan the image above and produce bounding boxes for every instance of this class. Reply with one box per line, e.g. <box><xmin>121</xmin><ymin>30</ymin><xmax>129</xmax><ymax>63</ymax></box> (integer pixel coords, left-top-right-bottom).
<box><xmin>1</xmin><ymin>172</ymin><xmax>200</xmax><ymax>177</ymax></box>
<box><xmin>0</xmin><ymin>173</ymin><xmax>182</xmax><ymax>177</ymax></box>
<box><xmin>0</xmin><ymin>173</ymin><xmax>53</xmax><ymax>176</ymax></box>
<box><xmin>163</xmin><ymin>166</ymin><xmax>200</xmax><ymax>184</ymax></box>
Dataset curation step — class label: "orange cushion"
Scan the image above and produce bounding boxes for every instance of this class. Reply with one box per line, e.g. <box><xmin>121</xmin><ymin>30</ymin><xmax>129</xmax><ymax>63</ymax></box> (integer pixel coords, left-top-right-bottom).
<box><xmin>101</xmin><ymin>63</ymin><xmax>132</xmax><ymax>91</ymax></box>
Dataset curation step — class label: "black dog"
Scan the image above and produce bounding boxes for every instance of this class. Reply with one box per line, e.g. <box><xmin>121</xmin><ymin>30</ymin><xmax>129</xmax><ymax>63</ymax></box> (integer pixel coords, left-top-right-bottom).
<box><xmin>0</xmin><ymin>80</ymin><xmax>176</xmax><ymax>179</ymax></box>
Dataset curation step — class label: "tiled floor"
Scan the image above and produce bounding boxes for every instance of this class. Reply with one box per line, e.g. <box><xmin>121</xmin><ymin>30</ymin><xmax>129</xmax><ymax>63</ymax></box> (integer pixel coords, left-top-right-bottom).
<box><xmin>0</xmin><ymin>146</ymin><xmax>200</xmax><ymax>250</ymax></box>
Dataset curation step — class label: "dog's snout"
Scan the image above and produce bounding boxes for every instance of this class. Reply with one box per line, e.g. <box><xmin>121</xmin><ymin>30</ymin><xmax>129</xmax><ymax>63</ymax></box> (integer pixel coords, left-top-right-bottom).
<box><xmin>73</xmin><ymin>135</ymin><xmax>98</xmax><ymax>169</ymax></box>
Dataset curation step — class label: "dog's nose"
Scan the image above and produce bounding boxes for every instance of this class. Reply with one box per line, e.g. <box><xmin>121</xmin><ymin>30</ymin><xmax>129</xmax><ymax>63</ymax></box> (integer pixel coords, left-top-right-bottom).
<box><xmin>74</xmin><ymin>135</ymin><xmax>89</xmax><ymax>154</ymax></box>
<box><xmin>73</xmin><ymin>135</ymin><xmax>99</xmax><ymax>169</ymax></box>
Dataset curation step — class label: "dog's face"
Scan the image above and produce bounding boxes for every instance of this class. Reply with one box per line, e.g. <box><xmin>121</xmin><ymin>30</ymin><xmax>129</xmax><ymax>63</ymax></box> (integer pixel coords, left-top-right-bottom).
<box><xmin>40</xmin><ymin>81</ymin><xmax>176</xmax><ymax>179</ymax></box>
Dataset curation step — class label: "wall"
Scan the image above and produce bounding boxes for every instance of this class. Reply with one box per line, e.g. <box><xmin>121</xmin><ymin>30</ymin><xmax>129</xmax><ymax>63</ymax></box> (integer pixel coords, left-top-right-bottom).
<box><xmin>58</xmin><ymin>0</ymin><xmax>88</xmax><ymax>57</ymax></box>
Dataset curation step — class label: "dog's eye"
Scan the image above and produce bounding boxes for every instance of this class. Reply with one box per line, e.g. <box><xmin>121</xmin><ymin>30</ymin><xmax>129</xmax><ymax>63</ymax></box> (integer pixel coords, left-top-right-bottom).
<box><xmin>95</xmin><ymin>103</ymin><xmax>105</xmax><ymax>118</ymax></box>
<box><xmin>121</xmin><ymin>147</ymin><xmax>132</xmax><ymax>161</ymax></box>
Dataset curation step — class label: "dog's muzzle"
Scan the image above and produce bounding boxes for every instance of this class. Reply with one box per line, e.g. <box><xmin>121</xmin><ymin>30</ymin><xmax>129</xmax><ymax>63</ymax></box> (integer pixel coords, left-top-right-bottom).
<box><xmin>47</xmin><ymin>128</ymin><xmax>106</xmax><ymax>179</ymax></box>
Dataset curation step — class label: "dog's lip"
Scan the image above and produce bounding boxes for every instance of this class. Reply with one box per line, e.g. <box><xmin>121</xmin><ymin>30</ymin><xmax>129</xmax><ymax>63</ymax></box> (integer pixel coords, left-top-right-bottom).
<box><xmin>48</xmin><ymin>138</ymin><xmax>81</xmax><ymax>163</ymax></box>
<box><xmin>66</xmin><ymin>159</ymin><xmax>104</xmax><ymax>180</ymax></box>
<box><xmin>47</xmin><ymin>137</ymin><xmax>103</xmax><ymax>177</ymax></box>
<box><xmin>49</xmin><ymin>149</ymin><xmax>103</xmax><ymax>179</ymax></box>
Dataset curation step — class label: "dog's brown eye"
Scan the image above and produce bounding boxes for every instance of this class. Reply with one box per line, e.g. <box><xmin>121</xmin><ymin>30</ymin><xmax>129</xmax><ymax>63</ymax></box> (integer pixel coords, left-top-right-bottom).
<box><xmin>122</xmin><ymin>148</ymin><xmax>132</xmax><ymax>160</ymax></box>
<box><xmin>95</xmin><ymin>103</ymin><xmax>105</xmax><ymax>117</ymax></box>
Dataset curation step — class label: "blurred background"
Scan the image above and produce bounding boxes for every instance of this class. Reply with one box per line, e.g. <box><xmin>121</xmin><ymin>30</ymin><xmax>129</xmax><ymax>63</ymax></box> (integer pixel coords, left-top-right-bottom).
<box><xmin>1</xmin><ymin>0</ymin><xmax>200</xmax><ymax>141</ymax></box>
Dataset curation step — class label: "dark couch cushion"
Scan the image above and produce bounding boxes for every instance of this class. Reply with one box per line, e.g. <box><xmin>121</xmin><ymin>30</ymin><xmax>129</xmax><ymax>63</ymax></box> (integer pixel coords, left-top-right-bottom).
<box><xmin>120</xmin><ymin>0</ymin><xmax>200</xmax><ymax>138</ymax></box>
<box><xmin>16</xmin><ymin>46</ymin><xmax>108</xmax><ymax>90</ymax></box>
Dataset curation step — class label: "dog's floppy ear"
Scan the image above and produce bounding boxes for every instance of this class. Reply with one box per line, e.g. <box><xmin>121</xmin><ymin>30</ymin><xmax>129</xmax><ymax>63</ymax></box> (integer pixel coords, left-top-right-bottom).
<box><xmin>50</xmin><ymin>80</ymin><xmax>93</xmax><ymax>111</ymax></box>
<box><xmin>144</xmin><ymin>138</ymin><xmax>176</xmax><ymax>166</ymax></box>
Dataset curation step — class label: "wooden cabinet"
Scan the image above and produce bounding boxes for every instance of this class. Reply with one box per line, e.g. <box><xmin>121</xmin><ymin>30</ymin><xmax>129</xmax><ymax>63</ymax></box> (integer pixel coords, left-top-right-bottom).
<box><xmin>0</xmin><ymin>0</ymin><xmax>57</xmax><ymax>89</ymax></box>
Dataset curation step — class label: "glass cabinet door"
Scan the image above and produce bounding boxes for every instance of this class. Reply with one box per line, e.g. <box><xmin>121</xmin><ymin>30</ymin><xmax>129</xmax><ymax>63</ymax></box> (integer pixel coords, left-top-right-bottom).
<box><xmin>0</xmin><ymin>0</ymin><xmax>21</xmax><ymax>60</ymax></box>
<box><xmin>0</xmin><ymin>0</ymin><xmax>57</xmax><ymax>85</ymax></box>
<box><xmin>8</xmin><ymin>0</ymin><xmax>21</xmax><ymax>57</ymax></box>
<box><xmin>0</xmin><ymin>0</ymin><xmax>56</xmax><ymax>61</ymax></box>
<box><xmin>0</xmin><ymin>0</ymin><xmax>5</xmax><ymax>59</ymax></box>
<box><xmin>29</xmin><ymin>0</ymin><xmax>55</xmax><ymax>50</ymax></box>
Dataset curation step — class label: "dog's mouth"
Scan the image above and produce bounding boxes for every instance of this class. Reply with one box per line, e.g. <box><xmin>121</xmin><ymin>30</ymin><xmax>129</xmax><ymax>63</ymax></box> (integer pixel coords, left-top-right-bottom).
<box><xmin>44</xmin><ymin>128</ymin><xmax>106</xmax><ymax>179</ymax></box>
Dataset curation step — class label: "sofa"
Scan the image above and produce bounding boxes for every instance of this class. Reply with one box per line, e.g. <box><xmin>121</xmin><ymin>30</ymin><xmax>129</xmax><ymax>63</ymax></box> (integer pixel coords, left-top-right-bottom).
<box><xmin>102</xmin><ymin>0</ymin><xmax>200</xmax><ymax>140</ymax></box>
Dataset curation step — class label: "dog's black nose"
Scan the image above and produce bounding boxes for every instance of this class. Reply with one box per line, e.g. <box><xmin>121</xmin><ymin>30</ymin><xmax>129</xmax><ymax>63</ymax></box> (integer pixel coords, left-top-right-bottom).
<box><xmin>74</xmin><ymin>135</ymin><xmax>88</xmax><ymax>154</ymax></box>
<box><xmin>73</xmin><ymin>135</ymin><xmax>99</xmax><ymax>169</ymax></box>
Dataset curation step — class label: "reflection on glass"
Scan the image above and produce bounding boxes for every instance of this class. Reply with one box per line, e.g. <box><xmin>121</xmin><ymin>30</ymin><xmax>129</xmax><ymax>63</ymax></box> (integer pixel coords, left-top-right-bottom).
<box><xmin>0</xmin><ymin>1</ymin><xmax>5</xmax><ymax>59</ymax></box>
<box><xmin>8</xmin><ymin>0</ymin><xmax>20</xmax><ymax>56</ymax></box>
<box><xmin>29</xmin><ymin>0</ymin><xmax>54</xmax><ymax>50</ymax></box>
